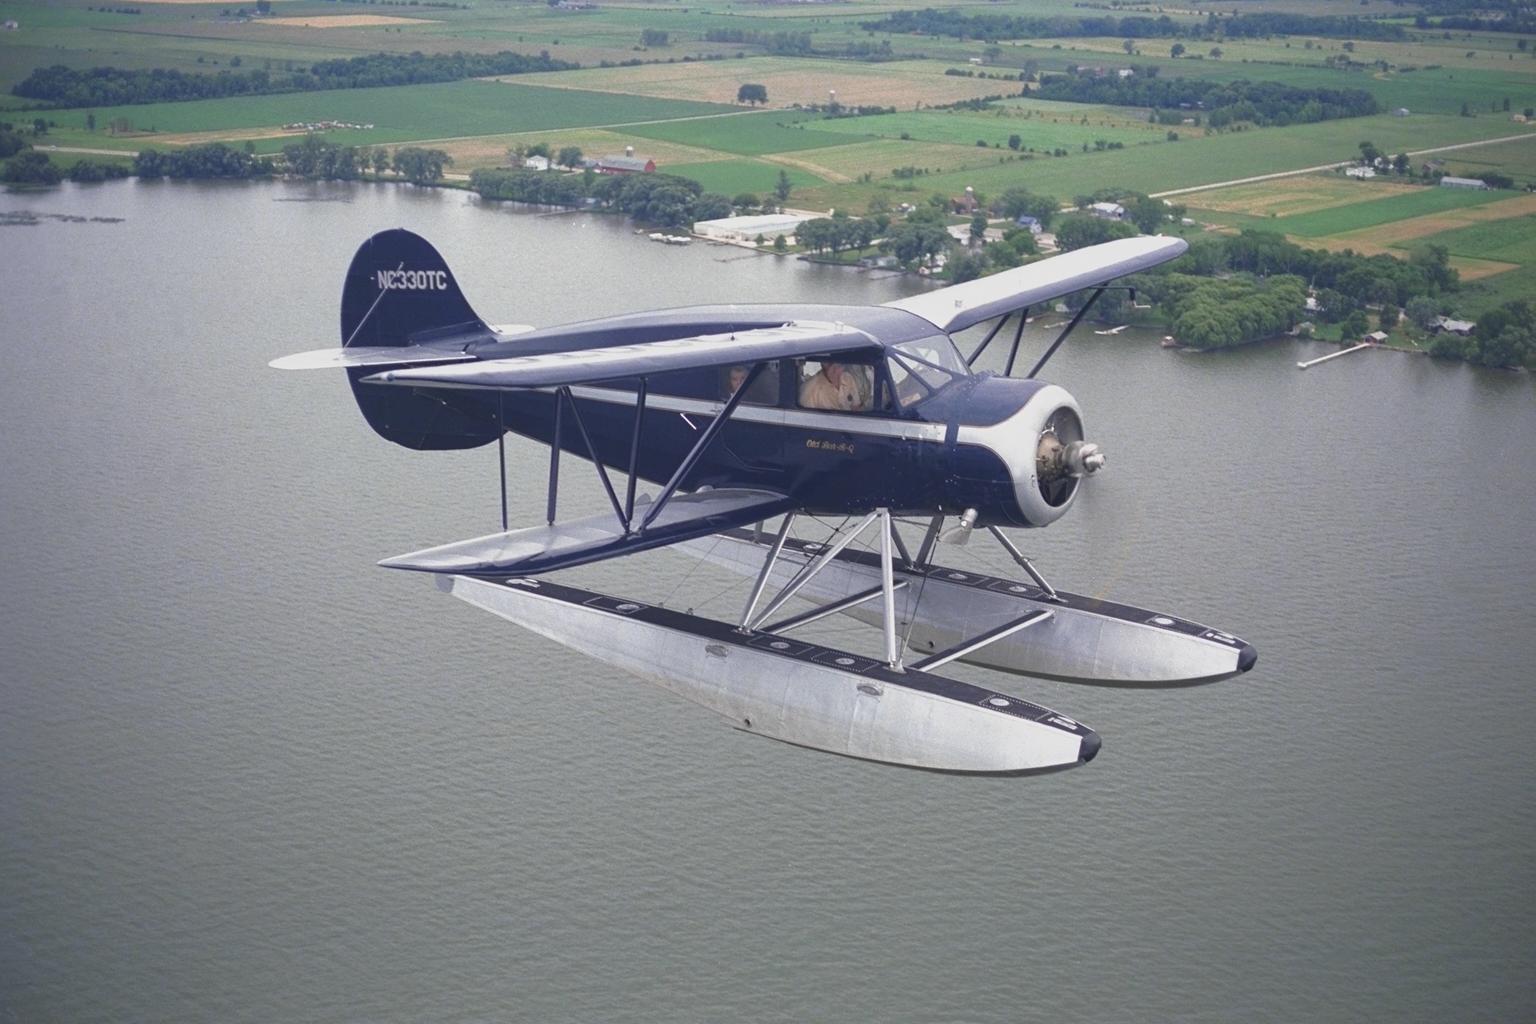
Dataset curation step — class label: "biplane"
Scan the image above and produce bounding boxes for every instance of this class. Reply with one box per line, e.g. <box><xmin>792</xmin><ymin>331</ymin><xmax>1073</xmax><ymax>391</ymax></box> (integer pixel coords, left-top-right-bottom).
<box><xmin>273</xmin><ymin>228</ymin><xmax>1255</xmax><ymax>775</ymax></box>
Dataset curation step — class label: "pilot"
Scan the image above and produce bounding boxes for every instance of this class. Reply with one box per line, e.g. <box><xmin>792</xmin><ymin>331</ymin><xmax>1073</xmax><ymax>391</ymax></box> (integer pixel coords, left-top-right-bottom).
<box><xmin>799</xmin><ymin>361</ymin><xmax>870</xmax><ymax>412</ymax></box>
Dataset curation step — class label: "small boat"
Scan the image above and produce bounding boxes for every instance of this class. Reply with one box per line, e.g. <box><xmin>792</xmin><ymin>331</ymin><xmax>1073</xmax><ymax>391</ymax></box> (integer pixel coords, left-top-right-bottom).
<box><xmin>650</xmin><ymin>232</ymin><xmax>691</xmax><ymax>245</ymax></box>
<box><xmin>1160</xmin><ymin>336</ymin><xmax>1179</xmax><ymax>348</ymax></box>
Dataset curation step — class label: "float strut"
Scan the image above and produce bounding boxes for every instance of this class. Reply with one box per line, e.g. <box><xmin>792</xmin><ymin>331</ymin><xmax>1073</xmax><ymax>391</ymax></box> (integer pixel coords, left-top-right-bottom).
<box><xmin>987</xmin><ymin>526</ymin><xmax>1061</xmax><ymax>601</ymax></box>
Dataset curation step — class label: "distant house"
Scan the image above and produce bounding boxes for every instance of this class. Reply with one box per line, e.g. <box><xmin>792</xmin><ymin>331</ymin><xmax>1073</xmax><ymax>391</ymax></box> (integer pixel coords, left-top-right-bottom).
<box><xmin>1392</xmin><ymin>107</ymin><xmax>1411</xmax><ymax>117</ymax></box>
<box><xmin>1014</xmin><ymin>214</ymin><xmax>1043</xmax><ymax>233</ymax></box>
<box><xmin>1345</xmin><ymin>166</ymin><xmax>1376</xmax><ymax>179</ymax></box>
<box><xmin>1514</xmin><ymin>113</ymin><xmax>1529</xmax><ymax>124</ymax></box>
<box><xmin>1431</xmin><ymin>315</ymin><xmax>1476</xmax><ymax>335</ymax></box>
<box><xmin>523</xmin><ymin>155</ymin><xmax>550</xmax><ymax>171</ymax></box>
<box><xmin>857</xmin><ymin>254</ymin><xmax>900</xmax><ymax>269</ymax></box>
<box><xmin>2</xmin><ymin>19</ymin><xmax>19</xmax><ymax>30</ymax></box>
<box><xmin>1365</xmin><ymin>330</ymin><xmax>1390</xmax><ymax>343</ymax></box>
<box><xmin>968</xmin><ymin>57</ymin><xmax>983</xmax><ymax>65</ymax></box>
<box><xmin>597</xmin><ymin>154</ymin><xmax>655</xmax><ymax>175</ymax></box>
<box><xmin>1089</xmin><ymin>201</ymin><xmax>1125</xmax><ymax>220</ymax></box>
<box><xmin>1116</xmin><ymin>68</ymin><xmax>1134</xmax><ymax>79</ymax></box>
<box><xmin>1440</xmin><ymin>176</ymin><xmax>1489</xmax><ymax>190</ymax></box>
<box><xmin>950</xmin><ymin>191</ymin><xmax>980</xmax><ymax>215</ymax></box>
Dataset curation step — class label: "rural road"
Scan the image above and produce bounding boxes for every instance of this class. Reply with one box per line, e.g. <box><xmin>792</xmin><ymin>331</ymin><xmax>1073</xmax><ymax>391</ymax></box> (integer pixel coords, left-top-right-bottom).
<box><xmin>1149</xmin><ymin>130</ymin><xmax>1536</xmax><ymax>197</ymax></box>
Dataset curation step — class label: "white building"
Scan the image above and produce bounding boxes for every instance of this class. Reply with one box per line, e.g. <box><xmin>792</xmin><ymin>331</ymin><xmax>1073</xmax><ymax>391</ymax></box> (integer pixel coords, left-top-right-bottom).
<box><xmin>692</xmin><ymin>213</ymin><xmax>818</xmax><ymax>245</ymax></box>
<box><xmin>1440</xmin><ymin>176</ymin><xmax>1490</xmax><ymax>190</ymax></box>
<box><xmin>1345</xmin><ymin>166</ymin><xmax>1376</xmax><ymax>179</ymax></box>
<box><xmin>1089</xmin><ymin>202</ymin><xmax>1125</xmax><ymax>220</ymax></box>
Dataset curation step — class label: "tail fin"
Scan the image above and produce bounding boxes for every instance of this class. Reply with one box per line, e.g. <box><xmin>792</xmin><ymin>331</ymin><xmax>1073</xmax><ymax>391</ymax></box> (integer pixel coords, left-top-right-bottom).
<box><xmin>340</xmin><ymin>228</ymin><xmax>488</xmax><ymax>349</ymax></box>
<box><xmin>341</xmin><ymin>230</ymin><xmax>501</xmax><ymax>450</ymax></box>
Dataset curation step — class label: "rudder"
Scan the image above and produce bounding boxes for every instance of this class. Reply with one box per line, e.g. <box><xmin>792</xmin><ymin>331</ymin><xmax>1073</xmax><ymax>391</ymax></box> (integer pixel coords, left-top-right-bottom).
<box><xmin>342</xmin><ymin>229</ymin><xmax>502</xmax><ymax>451</ymax></box>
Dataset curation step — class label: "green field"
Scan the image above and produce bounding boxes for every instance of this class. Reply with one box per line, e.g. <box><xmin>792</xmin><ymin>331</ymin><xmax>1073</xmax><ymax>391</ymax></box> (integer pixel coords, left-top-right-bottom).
<box><xmin>804</xmin><ymin>113</ymin><xmax>1534</xmax><ymax>210</ymax></box>
<box><xmin>34</xmin><ymin>81</ymin><xmax>737</xmax><ymax>149</ymax></box>
<box><xmin>800</xmin><ymin>108</ymin><xmax>1162</xmax><ymax>151</ymax></box>
<box><xmin>622</xmin><ymin>112</ymin><xmax>862</xmax><ymax>156</ymax></box>
<box><xmin>1272</xmin><ymin>184</ymin><xmax>1510</xmax><ymax>237</ymax></box>
<box><xmin>1413</xmin><ymin>214</ymin><xmax>1536</xmax><ymax>264</ymax></box>
<box><xmin>663</xmin><ymin>159</ymin><xmax>821</xmax><ymax>195</ymax></box>
<box><xmin>1435</xmin><ymin>135</ymin><xmax>1536</xmax><ymax>189</ymax></box>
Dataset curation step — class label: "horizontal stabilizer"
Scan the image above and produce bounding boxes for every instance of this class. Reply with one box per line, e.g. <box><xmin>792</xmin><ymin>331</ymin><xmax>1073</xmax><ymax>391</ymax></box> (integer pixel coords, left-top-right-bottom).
<box><xmin>362</xmin><ymin>321</ymin><xmax>878</xmax><ymax>391</ymax></box>
<box><xmin>269</xmin><ymin>347</ymin><xmax>475</xmax><ymax>371</ymax></box>
<box><xmin>886</xmin><ymin>235</ymin><xmax>1189</xmax><ymax>334</ymax></box>
<box><xmin>379</xmin><ymin>488</ymin><xmax>795</xmax><ymax>577</ymax></box>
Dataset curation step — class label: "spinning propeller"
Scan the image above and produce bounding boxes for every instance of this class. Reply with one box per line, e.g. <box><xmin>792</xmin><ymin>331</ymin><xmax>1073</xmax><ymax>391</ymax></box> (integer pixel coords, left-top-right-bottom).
<box><xmin>1034</xmin><ymin>406</ymin><xmax>1105</xmax><ymax>508</ymax></box>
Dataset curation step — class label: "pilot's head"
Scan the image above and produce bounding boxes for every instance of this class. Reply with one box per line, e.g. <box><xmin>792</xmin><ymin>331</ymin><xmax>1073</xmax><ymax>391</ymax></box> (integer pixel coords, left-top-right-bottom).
<box><xmin>728</xmin><ymin>365</ymin><xmax>748</xmax><ymax>391</ymax></box>
<box><xmin>823</xmin><ymin>362</ymin><xmax>845</xmax><ymax>385</ymax></box>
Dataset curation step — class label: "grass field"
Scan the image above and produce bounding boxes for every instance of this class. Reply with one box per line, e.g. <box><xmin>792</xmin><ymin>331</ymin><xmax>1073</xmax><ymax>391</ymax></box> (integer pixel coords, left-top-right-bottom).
<box><xmin>1414</xmin><ymin>212</ymin><xmax>1536</xmax><ymax>264</ymax></box>
<box><xmin>33</xmin><ymin>81</ymin><xmax>738</xmax><ymax>151</ymax></box>
<box><xmin>760</xmin><ymin>138</ymin><xmax>994</xmax><ymax>179</ymax></box>
<box><xmin>1270</xmin><ymin>184</ymin><xmax>1510</xmax><ymax>237</ymax></box>
<box><xmin>663</xmin><ymin>159</ymin><xmax>822</xmax><ymax>195</ymax></box>
<box><xmin>430</xmin><ymin>130</ymin><xmax>724</xmax><ymax>175</ymax></box>
<box><xmin>802</xmin><ymin>113</ymin><xmax>1533</xmax><ymax>211</ymax></box>
<box><xmin>620</xmin><ymin>111</ymin><xmax>863</xmax><ymax>156</ymax></box>
<box><xmin>800</xmin><ymin>107</ymin><xmax>1163</xmax><ymax>151</ymax></box>
<box><xmin>1433</xmin><ymin>134</ymin><xmax>1536</xmax><ymax>189</ymax></box>
<box><xmin>514</xmin><ymin>57</ymin><xmax>1023</xmax><ymax>109</ymax></box>
<box><xmin>1181</xmin><ymin>176</ymin><xmax>1422</xmax><ymax>219</ymax></box>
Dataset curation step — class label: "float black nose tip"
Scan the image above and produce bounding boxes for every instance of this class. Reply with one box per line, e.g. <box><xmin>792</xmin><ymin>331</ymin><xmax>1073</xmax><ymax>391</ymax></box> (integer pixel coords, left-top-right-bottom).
<box><xmin>1080</xmin><ymin>730</ymin><xmax>1102</xmax><ymax>764</ymax></box>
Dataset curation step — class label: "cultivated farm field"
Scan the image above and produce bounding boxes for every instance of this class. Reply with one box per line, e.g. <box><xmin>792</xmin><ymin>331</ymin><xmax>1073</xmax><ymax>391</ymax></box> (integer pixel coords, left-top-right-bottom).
<box><xmin>37</xmin><ymin>82</ymin><xmax>737</xmax><ymax>152</ymax></box>
<box><xmin>513</xmin><ymin>57</ymin><xmax>1022</xmax><ymax>109</ymax></box>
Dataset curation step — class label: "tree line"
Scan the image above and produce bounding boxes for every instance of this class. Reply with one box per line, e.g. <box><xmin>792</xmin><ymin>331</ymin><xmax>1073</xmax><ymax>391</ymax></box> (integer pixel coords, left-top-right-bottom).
<box><xmin>1036</xmin><ymin>73</ymin><xmax>1379</xmax><ymax>127</ymax></box>
<box><xmin>860</xmin><ymin>9</ymin><xmax>1406</xmax><ymax>43</ymax></box>
<box><xmin>468</xmin><ymin>168</ymin><xmax>737</xmax><ymax>230</ymax></box>
<box><xmin>130</xmin><ymin>137</ymin><xmax>453</xmax><ymax>184</ymax></box>
<box><xmin>13</xmin><ymin>50</ymin><xmax>577</xmax><ymax>108</ymax></box>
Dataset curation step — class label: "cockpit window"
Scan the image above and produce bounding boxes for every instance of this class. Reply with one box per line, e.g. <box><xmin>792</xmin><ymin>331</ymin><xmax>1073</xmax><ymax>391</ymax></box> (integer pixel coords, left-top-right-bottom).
<box><xmin>798</xmin><ymin>359</ymin><xmax>876</xmax><ymax>412</ymax></box>
<box><xmin>721</xmin><ymin>361</ymin><xmax>780</xmax><ymax>405</ymax></box>
<box><xmin>888</xmin><ymin>336</ymin><xmax>969</xmax><ymax>406</ymax></box>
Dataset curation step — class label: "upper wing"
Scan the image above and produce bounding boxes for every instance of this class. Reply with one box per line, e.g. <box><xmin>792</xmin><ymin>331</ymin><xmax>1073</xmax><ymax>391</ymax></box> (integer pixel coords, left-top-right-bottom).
<box><xmin>362</xmin><ymin>321</ymin><xmax>877</xmax><ymax>391</ymax></box>
<box><xmin>886</xmin><ymin>235</ymin><xmax>1189</xmax><ymax>334</ymax></box>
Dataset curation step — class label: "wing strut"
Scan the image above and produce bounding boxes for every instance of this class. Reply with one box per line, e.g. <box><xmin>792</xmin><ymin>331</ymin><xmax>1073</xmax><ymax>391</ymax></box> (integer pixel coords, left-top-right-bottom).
<box><xmin>540</xmin><ymin>364</ymin><xmax>768</xmax><ymax>536</ymax></box>
<box><xmin>637</xmin><ymin>362</ymin><xmax>765</xmax><ymax>533</ymax></box>
<box><xmin>1025</xmin><ymin>287</ymin><xmax>1105</xmax><ymax>379</ymax></box>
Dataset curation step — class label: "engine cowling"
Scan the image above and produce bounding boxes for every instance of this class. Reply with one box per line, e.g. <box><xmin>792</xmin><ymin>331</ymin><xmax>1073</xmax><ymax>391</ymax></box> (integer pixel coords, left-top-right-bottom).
<box><xmin>954</xmin><ymin>382</ymin><xmax>1104</xmax><ymax>528</ymax></box>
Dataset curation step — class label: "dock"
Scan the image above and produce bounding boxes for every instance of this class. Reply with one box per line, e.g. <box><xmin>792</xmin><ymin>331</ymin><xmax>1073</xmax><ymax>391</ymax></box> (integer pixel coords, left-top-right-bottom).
<box><xmin>1298</xmin><ymin>342</ymin><xmax>1372</xmax><ymax>370</ymax></box>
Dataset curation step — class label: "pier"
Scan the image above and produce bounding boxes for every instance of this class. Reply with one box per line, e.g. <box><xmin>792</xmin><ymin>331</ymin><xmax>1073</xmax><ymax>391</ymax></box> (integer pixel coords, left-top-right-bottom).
<box><xmin>1298</xmin><ymin>342</ymin><xmax>1372</xmax><ymax>370</ymax></box>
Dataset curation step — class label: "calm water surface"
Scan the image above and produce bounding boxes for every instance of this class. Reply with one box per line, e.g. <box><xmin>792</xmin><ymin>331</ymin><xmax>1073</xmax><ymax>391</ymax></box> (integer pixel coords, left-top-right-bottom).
<box><xmin>1</xmin><ymin>180</ymin><xmax>1533</xmax><ymax>1023</ymax></box>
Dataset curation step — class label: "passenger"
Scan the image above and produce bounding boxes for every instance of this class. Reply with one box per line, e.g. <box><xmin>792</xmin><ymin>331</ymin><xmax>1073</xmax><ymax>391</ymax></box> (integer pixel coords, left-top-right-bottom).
<box><xmin>799</xmin><ymin>362</ymin><xmax>870</xmax><ymax>412</ymax></box>
<box><xmin>727</xmin><ymin>365</ymin><xmax>748</xmax><ymax>394</ymax></box>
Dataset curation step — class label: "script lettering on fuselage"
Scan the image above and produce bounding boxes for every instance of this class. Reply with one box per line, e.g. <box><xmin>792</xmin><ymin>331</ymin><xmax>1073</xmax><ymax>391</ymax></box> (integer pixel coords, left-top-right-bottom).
<box><xmin>375</xmin><ymin>268</ymin><xmax>448</xmax><ymax>292</ymax></box>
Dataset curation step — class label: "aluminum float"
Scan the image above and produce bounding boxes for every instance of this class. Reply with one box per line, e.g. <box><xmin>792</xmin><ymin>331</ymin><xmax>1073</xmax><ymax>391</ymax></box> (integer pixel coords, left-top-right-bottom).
<box><xmin>440</xmin><ymin>574</ymin><xmax>1100</xmax><ymax>774</ymax></box>
<box><xmin>679</xmin><ymin>528</ymin><xmax>1256</xmax><ymax>686</ymax></box>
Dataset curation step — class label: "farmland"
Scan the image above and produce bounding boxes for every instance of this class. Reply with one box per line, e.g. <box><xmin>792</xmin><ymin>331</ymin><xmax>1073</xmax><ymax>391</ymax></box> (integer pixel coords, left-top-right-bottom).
<box><xmin>3</xmin><ymin>0</ymin><xmax>1535</xmax><ymax>320</ymax></box>
<box><xmin>32</xmin><ymin>81</ymin><xmax>738</xmax><ymax>152</ymax></box>
<box><xmin>799</xmin><ymin>107</ymin><xmax>1167</xmax><ymax>151</ymax></box>
<box><xmin>620</xmin><ymin>112</ymin><xmax>864</xmax><ymax>157</ymax></box>
<box><xmin>513</xmin><ymin>58</ymin><xmax>1024</xmax><ymax>109</ymax></box>
<box><xmin>1269</xmin><ymin>185</ymin><xmax>1510</xmax><ymax>237</ymax></box>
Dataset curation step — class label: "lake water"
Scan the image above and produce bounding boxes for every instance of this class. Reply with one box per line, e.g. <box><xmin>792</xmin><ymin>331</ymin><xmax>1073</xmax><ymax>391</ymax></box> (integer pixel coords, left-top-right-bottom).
<box><xmin>2</xmin><ymin>179</ymin><xmax>1533</xmax><ymax>1023</ymax></box>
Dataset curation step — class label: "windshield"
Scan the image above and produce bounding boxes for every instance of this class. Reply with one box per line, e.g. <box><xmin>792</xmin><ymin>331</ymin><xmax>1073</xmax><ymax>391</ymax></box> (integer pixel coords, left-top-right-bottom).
<box><xmin>888</xmin><ymin>336</ymin><xmax>969</xmax><ymax>406</ymax></box>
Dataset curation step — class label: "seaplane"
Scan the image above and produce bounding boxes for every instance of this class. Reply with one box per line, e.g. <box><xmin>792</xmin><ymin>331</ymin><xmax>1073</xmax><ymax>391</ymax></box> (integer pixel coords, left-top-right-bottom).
<box><xmin>272</xmin><ymin>228</ymin><xmax>1256</xmax><ymax>775</ymax></box>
